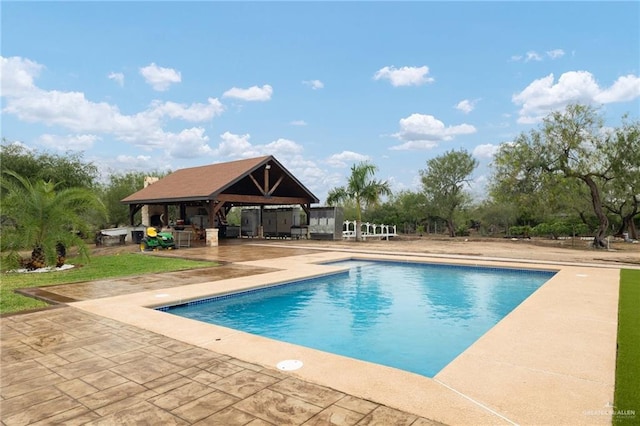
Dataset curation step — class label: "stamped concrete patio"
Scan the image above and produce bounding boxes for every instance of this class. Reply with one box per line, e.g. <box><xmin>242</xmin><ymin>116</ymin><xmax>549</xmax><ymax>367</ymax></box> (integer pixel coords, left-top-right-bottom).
<box><xmin>2</xmin><ymin>307</ymin><xmax>441</xmax><ymax>425</ymax></box>
<box><xmin>1</xmin><ymin>239</ymin><xmax>631</xmax><ymax>425</ymax></box>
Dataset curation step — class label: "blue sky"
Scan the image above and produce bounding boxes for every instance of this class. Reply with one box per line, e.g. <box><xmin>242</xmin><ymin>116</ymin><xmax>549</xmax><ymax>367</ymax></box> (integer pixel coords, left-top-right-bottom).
<box><xmin>2</xmin><ymin>1</ymin><xmax>639</xmax><ymax>203</ymax></box>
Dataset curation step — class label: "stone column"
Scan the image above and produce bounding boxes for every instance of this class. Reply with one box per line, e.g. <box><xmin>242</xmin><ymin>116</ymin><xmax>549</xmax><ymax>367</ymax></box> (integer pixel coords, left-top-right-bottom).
<box><xmin>141</xmin><ymin>176</ymin><xmax>160</xmax><ymax>226</ymax></box>
<box><xmin>205</xmin><ymin>228</ymin><xmax>219</xmax><ymax>247</ymax></box>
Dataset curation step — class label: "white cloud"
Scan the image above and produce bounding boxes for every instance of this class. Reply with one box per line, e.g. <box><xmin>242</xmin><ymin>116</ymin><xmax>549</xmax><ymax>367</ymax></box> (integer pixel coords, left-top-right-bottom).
<box><xmin>223</xmin><ymin>84</ymin><xmax>273</xmax><ymax>101</ymax></box>
<box><xmin>373</xmin><ymin>65</ymin><xmax>434</xmax><ymax>87</ymax></box>
<box><xmin>213</xmin><ymin>132</ymin><xmax>306</xmax><ymax>160</ymax></box>
<box><xmin>283</xmin><ymin>156</ymin><xmax>333</xmax><ymax>202</ymax></box>
<box><xmin>455</xmin><ymin>99</ymin><xmax>478</xmax><ymax>114</ymax></box>
<box><xmin>385</xmin><ymin>175</ymin><xmax>408</xmax><ymax>193</ymax></box>
<box><xmin>108</xmin><ymin>72</ymin><xmax>124</xmax><ymax>87</ymax></box>
<box><xmin>290</xmin><ymin>120</ymin><xmax>307</xmax><ymax>126</ymax></box>
<box><xmin>264</xmin><ymin>138</ymin><xmax>304</xmax><ymax>154</ymax></box>
<box><xmin>3</xmin><ymin>88</ymin><xmax>137</xmax><ymax>133</ymax></box>
<box><xmin>391</xmin><ymin>113</ymin><xmax>477</xmax><ymax>148</ymax></box>
<box><xmin>215</xmin><ymin>132</ymin><xmax>254</xmax><ymax>157</ymax></box>
<box><xmin>513</xmin><ymin>71</ymin><xmax>640</xmax><ymax>123</ymax></box>
<box><xmin>165</xmin><ymin>128</ymin><xmax>213</xmax><ymax>159</ymax></box>
<box><xmin>595</xmin><ymin>74</ymin><xmax>640</xmax><ymax>103</ymax></box>
<box><xmin>390</xmin><ymin>140</ymin><xmax>439</xmax><ymax>151</ymax></box>
<box><xmin>139</xmin><ymin>63</ymin><xmax>181</xmax><ymax>91</ymax></box>
<box><xmin>326</xmin><ymin>151</ymin><xmax>371</xmax><ymax>168</ymax></box>
<box><xmin>1</xmin><ymin>56</ymin><xmax>224</xmax><ymax>157</ymax></box>
<box><xmin>525</xmin><ymin>51</ymin><xmax>543</xmax><ymax>62</ymax></box>
<box><xmin>303</xmin><ymin>79</ymin><xmax>324</xmax><ymax>90</ymax></box>
<box><xmin>110</xmin><ymin>154</ymin><xmax>156</xmax><ymax>172</ymax></box>
<box><xmin>546</xmin><ymin>49</ymin><xmax>565</xmax><ymax>59</ymax></box>
<box><xmin>148</xmin><ymin>98</ymin><xmax>224</xmax><ymax>122</ymax></box>
<box><xmin>0</xmin><ymin>56</ymin><xmax>336</xmax><ymax>195</ymax></box>
<box><xmin>0</xmin><ymin>56</ymin><xmax>42</xmax><ymax>97</ymax></box>
<box><xmin>510</xmin><ymin>49</ymin><xmax>564</xmax><ymax>62</ymax></box>
<box><xmin>37</xmin><ymin>133</ymin><xmax>99</xmax><ymax>151</ymax></box>
<box><xmin>116</xmin><ymin>154</ymin><xmax>152</xmax><ymax>164</ymax></box>
<box><xmin>472</xmin><ymin>143</ymin><xmax>499</xmax><ymax>159</ymax></box>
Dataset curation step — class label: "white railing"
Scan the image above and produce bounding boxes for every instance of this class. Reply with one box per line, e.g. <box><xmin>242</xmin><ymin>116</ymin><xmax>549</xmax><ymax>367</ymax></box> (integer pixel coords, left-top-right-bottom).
<box><xmin>342</xmin><ymin>220</ymin><xmax>398</xmax><ymax>240</ymax></box>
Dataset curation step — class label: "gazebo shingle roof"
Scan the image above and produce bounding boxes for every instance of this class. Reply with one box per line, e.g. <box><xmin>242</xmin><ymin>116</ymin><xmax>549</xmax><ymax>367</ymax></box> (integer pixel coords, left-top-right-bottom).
<box><xmin>121</xmin><ymin>155</ymin><xmax>318</xmax><ymax>205</ymax></box>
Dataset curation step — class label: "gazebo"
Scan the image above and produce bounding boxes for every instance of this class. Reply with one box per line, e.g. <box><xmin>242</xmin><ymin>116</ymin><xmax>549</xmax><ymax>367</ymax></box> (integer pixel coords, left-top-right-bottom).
<box><xmin>121</xmin><ymin>155</ymin><xmax>319</xmax><ymax>240</ymax></box>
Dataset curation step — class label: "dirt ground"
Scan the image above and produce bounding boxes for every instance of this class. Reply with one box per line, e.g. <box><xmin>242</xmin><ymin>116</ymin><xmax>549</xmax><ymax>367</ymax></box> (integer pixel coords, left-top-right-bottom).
<box><xmin>92</xmin><ymin>235</ymin><xmax>640</xmax><ymax>267</ymax></box>
<box><xmin>285</xmin><ymin>235</ymin><xmax>640</xmax><ymax>266</ymax></box>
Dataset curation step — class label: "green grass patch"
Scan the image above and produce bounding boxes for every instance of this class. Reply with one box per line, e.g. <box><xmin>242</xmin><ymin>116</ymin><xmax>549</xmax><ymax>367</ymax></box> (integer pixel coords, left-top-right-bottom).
<box><xmin>614</xmin><ymin>269</ymin><xmax>640</xmax><ymax>424</ymax></box>
<box><xmin>1</xmin><ymin>253</ymin><xmax>217</xmax><ymax>315</ymax></box>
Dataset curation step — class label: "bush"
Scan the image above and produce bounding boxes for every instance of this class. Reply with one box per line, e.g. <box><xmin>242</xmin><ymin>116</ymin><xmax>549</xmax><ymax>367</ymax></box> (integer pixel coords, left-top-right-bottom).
<box><xmin>532</xmin><ymin>221</ymin><xmax>591</xmax><ymax>239</ymax></box>
<box><xmin>509</xmin><ymin>225</ymin><xmax>532</xmax><ymax>237</ymax></box>
<box><xmin>456</xmin><ymin>224</ymin><xmax>470</xmax><ymax>236</ymax></box>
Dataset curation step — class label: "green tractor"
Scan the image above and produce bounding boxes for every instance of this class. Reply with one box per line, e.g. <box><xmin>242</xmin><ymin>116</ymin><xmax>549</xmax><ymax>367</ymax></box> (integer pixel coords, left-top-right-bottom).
<box><xmin>140</xmin><ymin>227</ymin><xmax>176</xmax><ymax>251</ymax></box>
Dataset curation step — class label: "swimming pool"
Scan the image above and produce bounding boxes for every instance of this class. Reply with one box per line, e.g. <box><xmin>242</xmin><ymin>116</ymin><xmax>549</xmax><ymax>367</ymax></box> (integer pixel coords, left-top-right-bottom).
<box><xmin>160</xmin><ymin>260</ymin><xmax>555</xmax><ymax>377</ymax></box>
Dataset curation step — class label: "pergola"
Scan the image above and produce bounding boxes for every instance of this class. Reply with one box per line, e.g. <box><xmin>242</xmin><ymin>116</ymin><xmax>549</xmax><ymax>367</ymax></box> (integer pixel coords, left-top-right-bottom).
<box><xmin>121</xmin><ymin>155</ymin><xmax>319</xmax><ymax>229</ymax></box>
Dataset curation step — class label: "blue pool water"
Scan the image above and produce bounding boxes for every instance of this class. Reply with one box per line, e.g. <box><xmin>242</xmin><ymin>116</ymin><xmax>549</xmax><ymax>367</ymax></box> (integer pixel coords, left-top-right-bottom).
<box><xmin>160</xmin><ymin>260</ymin><xmax>555</xmax><ymax>377</ymax></box>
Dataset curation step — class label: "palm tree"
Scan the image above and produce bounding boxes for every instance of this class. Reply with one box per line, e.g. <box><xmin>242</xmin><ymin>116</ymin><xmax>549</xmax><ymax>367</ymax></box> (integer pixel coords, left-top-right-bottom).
<box><xmin>1</xmin><ymin>170</ymin><xmax>105</xmax><ymax>269</ymax></box>
<box><xmin>326</xmin><ymin>162</ymin><xmax>391</xmax><ymax>241</ymax></box>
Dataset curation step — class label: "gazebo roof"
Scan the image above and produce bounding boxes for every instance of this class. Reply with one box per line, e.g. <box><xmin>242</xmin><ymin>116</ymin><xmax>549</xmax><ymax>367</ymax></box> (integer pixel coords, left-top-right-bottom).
<box><xmin>121</xmin><ymin>155</ymin><xmax>319</xmax><ymax>206</ymax></box>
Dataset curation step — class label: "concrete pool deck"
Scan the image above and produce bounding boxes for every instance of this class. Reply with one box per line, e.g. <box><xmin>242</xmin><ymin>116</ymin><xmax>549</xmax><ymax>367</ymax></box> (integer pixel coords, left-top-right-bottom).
<box><xmin>2</xmin><ymin>241</ymin><xmax>632</xmax><ymax>424</ymax></box>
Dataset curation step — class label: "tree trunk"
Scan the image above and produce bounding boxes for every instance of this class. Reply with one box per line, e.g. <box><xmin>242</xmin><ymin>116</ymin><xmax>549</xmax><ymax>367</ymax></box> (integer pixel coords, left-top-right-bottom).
<box><xmin>616</xmin><ymin>216</ymin><xmax>630</xmax><ymax>237</ymax></box>
<box><xmin>618</xmin><ymin>214</ymin><xmax>639</xmax><ymax>240</ymax></box>
<box><xmin>446</xmin><ymin>218</ymin><xmax>456</xmax><ymax>238</ymax></box>
<box><xmin>578</xmin><ymin>211</ymin><xmax>588</xmax><ymax>225</ymax></box>
<box><xmin>618</xmin><ymin>196</ymin><xmax>639</xmax><ymax>240</ymax></box>
<box><xmin>612</xmin><ymin>200</ymin><xmax>638</xmax><ymax>239</ymax></box>
<box><xmin>630</xmin><ymin>219</ymin><xmax>638</xmax><ymax>240</ymax></box>
<box><xmin>355</xmin><ymin>198</ymin><xmax>362</xmax><ymax>242</ymax></box>
<box><xmin>583</xmin><ymin>176</ymin><xmax>608</xmax><ymax>248</ymax></box>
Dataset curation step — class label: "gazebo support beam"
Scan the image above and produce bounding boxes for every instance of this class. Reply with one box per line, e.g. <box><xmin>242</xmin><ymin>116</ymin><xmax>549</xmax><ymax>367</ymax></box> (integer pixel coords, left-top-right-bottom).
<box><xmin>217</xmin><ymin>194</ymin><xmax>310</xmax><ymax>205</ymax></box>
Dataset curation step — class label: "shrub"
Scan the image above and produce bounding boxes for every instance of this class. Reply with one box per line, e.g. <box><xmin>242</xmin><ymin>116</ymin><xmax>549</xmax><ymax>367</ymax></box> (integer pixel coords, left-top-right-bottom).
<box><xmin>509</xmin><ymin>225</ymin><xmax>532</xmax><ymax>237</ymax></box>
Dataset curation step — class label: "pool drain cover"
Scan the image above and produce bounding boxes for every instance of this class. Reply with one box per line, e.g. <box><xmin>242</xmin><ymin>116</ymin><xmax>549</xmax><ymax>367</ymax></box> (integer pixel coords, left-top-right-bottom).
<box><xmin>277</xmin><ymin>359</ymin><xmax>303</xmax><ymax>371</ymax></box>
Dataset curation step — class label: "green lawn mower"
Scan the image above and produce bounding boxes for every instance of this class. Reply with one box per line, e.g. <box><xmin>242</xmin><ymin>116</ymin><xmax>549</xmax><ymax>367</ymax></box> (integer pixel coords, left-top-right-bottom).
<box><xmin>140</xmin><ymin>227</ymin><xmax>176</xmax><ymax>251</ymax></box>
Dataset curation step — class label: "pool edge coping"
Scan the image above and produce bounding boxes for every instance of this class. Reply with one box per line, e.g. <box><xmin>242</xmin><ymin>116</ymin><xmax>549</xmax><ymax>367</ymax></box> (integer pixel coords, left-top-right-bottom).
<box><xmin>70</xmin><ymin>251</ymin><xmax>619</xmax><ymax>425</ymax></box>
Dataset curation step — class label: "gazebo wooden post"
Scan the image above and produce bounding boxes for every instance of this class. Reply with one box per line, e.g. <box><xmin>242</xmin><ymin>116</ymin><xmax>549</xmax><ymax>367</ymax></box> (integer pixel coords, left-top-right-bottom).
<box><xmin>163</xmin><ymin>205</ymin><xmax>169</xmax><ymax>228</ymax></box>
<box><xmin>207</xmin><ymin>201</ymin><xmax>215</xmax><ymax>230</ymax></box>
<box><xmin>129</xmin><ymin>204</ymin><xmax>143</xmax><ymax>226</ymax></box>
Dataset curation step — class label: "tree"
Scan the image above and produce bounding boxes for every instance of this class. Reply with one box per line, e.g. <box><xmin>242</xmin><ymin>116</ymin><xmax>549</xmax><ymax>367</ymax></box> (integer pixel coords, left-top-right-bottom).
<box><xmin>0</xmin><ymin>141</ymin><xmax>98</xmax><ymax>190</ymax></box>
<box><xmin>420</xmin><ymin>149</ymin><xmax>478</xmax><ymax>237</ymax></box>
<box><xmin>326</xmin><ymin>162</ymin><xmax>391</xmax><ymax>241</ymax></box>
<box><xmin>366</xmin><ymin>190</ymin><xmax>427</xmax><ymax>233</ymax></box>
<box><xmin>1</xmin><ymin>171</ymin><xmax>106</xmax><ymax>269</ymax></box>
<box><xmin>490</xmin><ymin>149</ymin><xmax>594</xmax><ymax>229</ymax></box>
<box><xmin>472</xmin><ymin>200</ymin><xmax>519</xmax><ymax>236</ymax></box>
<box><xmin>491</xmin><ymin>104</ymin><xmax>638</xmax><ymax>248</ymax></box>
<box><xmin>100</xmin><ymin>172</ymin><xmax>149</xmax><ymax>227</ymax></box>
<box><xmin>601</xmin><ymin>118</ymin><xmax>640</xmax><ymax>239</ymax></box>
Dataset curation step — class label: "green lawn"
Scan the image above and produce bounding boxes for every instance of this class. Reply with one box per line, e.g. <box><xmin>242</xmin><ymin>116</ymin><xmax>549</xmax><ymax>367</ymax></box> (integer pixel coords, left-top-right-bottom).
<box><xmin>614</xmin><ymin>269</ymin><xmax>640</xmax><ymax>424</ymax></box>
<box><xmin>1</xmin><ymin>253</ymin><xmax>217</xmax><ymax>315</ymax></box>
